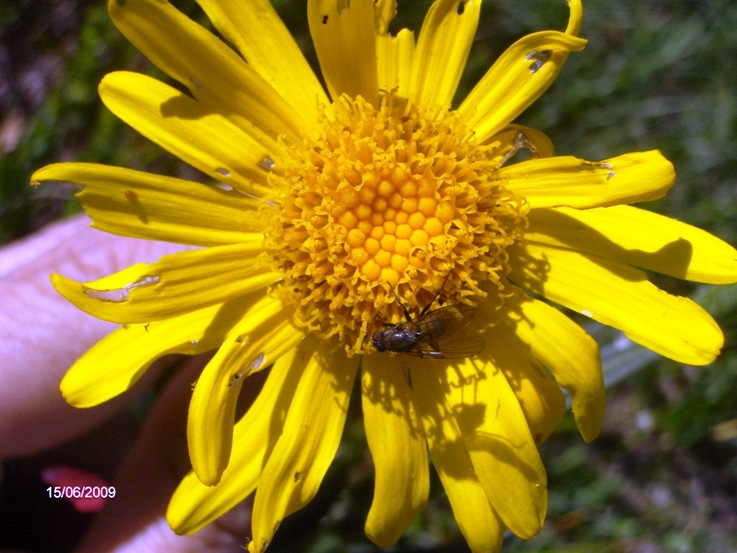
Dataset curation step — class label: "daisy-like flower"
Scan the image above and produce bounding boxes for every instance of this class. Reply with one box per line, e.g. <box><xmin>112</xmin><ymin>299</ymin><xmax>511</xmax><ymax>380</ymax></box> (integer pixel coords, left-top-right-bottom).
<box><xmin>31</xmin><ymin>0</ymin><xmax>737</xmax><ymax>550</ymax></box>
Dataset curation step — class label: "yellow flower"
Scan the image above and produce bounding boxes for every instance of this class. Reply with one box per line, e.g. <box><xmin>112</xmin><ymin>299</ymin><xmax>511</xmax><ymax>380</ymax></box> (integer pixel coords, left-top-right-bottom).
<box><xmin>31</xmin><ymin>0</ymin><xmax>737</xmax><ymax>551</ymax></box>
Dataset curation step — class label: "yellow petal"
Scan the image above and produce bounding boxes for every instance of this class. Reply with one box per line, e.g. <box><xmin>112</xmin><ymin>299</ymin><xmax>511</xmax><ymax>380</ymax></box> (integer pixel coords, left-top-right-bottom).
<box><xmin>61</xmin><ymin>296</ymin><xmax>255</xmax><ymax>407</ymax></box>
<box><xmin>411</xmin><ymin>367</ymin><xmax>505</xmax><ymax>552</ymax></box>
<box><xmin>108</xmin><ymin>0</ymin><xmax>307</xmax><ymax>141</ymax></box>
<box><xmin>51</xmin><ymin>242</ymin><xmax>280</xmax><ymax>324</ymax></box>
<box><xmin>527</xmin><ymin>205</ymin><xmax>737</xmax><ymax>284</ymax></box>
<box><xmin>566</xmin><ymin>0</ymin><xmax>584</xmax><ymax>36</ymax></box>
<box><xmin>504</xmin><ymin>151</ymin><xmax>675</xmax><ymax>208</ymax></box>
<box><xmin>374</xmin><ymin>0</ymin><xmax>397</xmax><ymax>34</ymax></box>
<box><xmin>308</xmin><ymin>0</ymin><xmax>378</xmax><ymax>106</ymax></box>
<box><xmin>187</xmin><ymin>296</ymin><xmax>305</xmax><ymax>485</ymax></box>
<box><xmin>435</xmin><ymin>358</ymin><xmax>548</xmax><ymax>539</ymax></box>
<box><xmin>99</xmin><ymin>72</ymin><xmax>276</xmax><ymax>198</ymax></box>
<box><xmin>169</xmin><ymin>340</ymin><xmax>314</xmax><ymax>535</ymax></box>
<box><xmin>486</xmin><ymin>124</ymin><xmax>555</xmax><ymax>161</ymax></box>
<box><xmin>250</xmin><ymin>344</ymin><xmax>357</xmax><ymax>553</ymax></box>
<box><xmin>409</xmin><ymin>0</ymin><xmax>481</xmax><ymax>109</ymax></box>
<box><xmin>497</xmin><ymin>287</ymin><xmax>605</xmax><ymax>443</ymax></box>
<box><xmin>31</xmin><ymin>163</ymin><xmax>260</xmax><ymax>246</ymax></box>
<box><xmin>376</xmin><ymin>29</ymin><xmax>415</xmax><ymax>100</ymax></box>
<box><xmin>362</xmin><ymin>355</ymin><xmax>428</xmax><ymax>547</ymax></box>
<box><xmin>510</xmin><ymin>243</ymin><xmax>725</xmax><ymax>365</ymax></box>
<box><xmin>476</xmin><ymin>299</ymin><xmax>568</xmax><ymax>444</ymax></box>
<box><xmin>459</xmin><ymin>23</ymin><xmax>586</xmax><ymax>141</ymax></box>
<box><xmin>194</xmin><ymin>0</ymin><xmax>328</xmax><ymax>125</ymax></box>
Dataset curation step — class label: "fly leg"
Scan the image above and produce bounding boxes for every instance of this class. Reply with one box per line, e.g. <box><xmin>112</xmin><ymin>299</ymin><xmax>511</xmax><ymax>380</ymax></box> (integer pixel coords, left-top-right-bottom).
<box><xmin>389</xmin><ymin>286</ymin><xmax>413</xmax><ymax>322</ymax></box>
<box><xmin>392</xmin><ymin>270</ymin><xmax>455</xmax><ymax>321</ymax></box>
<box><xmin>401</xmin><ymin>359</ymin><xmax>413</xmax><ymax>389</ymax></box>
<box><xmin>418</xmin><ymin>270</ymin><xmax>454</xmax><ymax>317</ymax></box>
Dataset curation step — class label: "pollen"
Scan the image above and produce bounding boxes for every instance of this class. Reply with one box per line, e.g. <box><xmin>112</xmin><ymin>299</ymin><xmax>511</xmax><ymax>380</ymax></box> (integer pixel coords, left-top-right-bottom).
<box><xmin>265</xmin><ymin>94</ymin><xmax>528</xmax><ymax>355</ymax></box>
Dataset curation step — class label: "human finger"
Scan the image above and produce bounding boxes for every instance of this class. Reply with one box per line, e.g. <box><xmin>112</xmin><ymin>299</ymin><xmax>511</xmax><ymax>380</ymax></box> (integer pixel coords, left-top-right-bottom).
<box><xmin>0</xmin><ymin>215</ymin><xmax>190</xmax><ymax>457</ymax></box>
<box><xmin>74</xmin><ymin>355</ymin><xmax>254</xmax><ymax>553</ymax></box>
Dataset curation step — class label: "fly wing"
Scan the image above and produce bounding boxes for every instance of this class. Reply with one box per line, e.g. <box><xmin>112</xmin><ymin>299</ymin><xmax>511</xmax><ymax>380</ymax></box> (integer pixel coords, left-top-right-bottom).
<box><xmin>410</xmin><ymin>304</ymin><xmax>485</xmax><ymax>359</ymax></box>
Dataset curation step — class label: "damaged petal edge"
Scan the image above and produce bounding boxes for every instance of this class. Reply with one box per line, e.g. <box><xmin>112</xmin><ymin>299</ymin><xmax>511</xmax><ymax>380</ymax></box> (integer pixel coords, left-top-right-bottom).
<box><xmin>499</xmin><ymin>132</ymin><xmax>540</xmax><ymax>168</ymax></box>
<box><xmin>83</xmin><ymin>274</ymin><xmax>162</xmax><ymax>303</ymax></box>
<box><xmin>596</xmin><ymin>162</ymin><xmax>616</xmax><ymax>180</ymax></box>
<box><xmin>259</xmin><ymin>157</ymin><xmax>275</xmax><ymax>172</ymax></box>
<box><xmin>525</xmin><ymin>50</ymin><xmax>552</xmax><ymax>74</ymax></box>
<box><xmin>228</xmin><ymin>352</ymin><xmax>267</xmax><ymax>389</ymax></box>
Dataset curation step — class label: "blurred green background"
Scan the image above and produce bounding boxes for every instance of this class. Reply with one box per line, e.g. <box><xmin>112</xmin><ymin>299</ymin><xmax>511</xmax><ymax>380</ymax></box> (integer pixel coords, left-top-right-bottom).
<box><xmin>1</xmin><ymin>0</ymin><xmax>736</xmax><ymax>552</ymax></box>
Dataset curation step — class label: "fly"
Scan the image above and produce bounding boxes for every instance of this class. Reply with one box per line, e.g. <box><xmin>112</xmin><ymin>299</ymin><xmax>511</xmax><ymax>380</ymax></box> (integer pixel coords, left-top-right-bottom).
<box><xmin>371</xmin><ymin>279</ymin><xmax>485</xmax><ymax>359</ymax></box>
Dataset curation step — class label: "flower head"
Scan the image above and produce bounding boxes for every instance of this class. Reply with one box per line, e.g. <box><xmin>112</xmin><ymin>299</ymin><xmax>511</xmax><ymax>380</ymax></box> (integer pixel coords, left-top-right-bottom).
<box><xmin>31</xmin><ymin>0</ymin><xmax>737</xmax><ymax>551</ymax></box>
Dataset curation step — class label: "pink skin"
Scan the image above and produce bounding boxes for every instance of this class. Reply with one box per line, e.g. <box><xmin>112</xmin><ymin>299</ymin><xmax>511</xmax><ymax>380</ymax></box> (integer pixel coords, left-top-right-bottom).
<box><xmin>0</xmin><ymin>215</ymin><xmax>251</xmax><ymax>552</ymax></box>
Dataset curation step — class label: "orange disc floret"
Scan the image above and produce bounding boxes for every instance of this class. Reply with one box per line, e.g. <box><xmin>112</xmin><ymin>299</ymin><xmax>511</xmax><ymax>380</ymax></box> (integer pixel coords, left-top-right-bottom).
<box><xmin>264</xmin><ymin>94</ymin><xmax>527</xmax><ymax>354</ymax></box>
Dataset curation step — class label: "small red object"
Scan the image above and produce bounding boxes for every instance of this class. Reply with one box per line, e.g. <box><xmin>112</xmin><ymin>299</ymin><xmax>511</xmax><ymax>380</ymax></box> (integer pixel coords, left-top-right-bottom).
<box><xmin>41</xmin><ymin>465</ymin><xmax>111</xmax><ymax>513</ymax></box>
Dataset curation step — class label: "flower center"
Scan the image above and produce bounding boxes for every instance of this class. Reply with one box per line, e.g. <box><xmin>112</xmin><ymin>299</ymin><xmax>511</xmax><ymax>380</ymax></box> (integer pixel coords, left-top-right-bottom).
<box><xmin>264</xmin><ymin>95</ymin><xmax>527</xmax><ymax>355</ymax></box>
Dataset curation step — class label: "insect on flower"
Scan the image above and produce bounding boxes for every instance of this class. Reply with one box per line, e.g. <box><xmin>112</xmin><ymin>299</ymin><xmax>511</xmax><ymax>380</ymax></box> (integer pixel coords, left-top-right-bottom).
<box><xmin>371</xmin><ymin>277</ymin><xmax>486</xmax><ymax>359</ymax></box>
